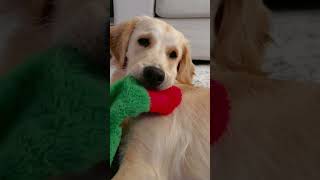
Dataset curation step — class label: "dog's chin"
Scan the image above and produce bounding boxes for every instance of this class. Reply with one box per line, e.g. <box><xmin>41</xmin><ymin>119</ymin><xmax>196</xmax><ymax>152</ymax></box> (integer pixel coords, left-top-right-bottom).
<box><xmin>138</xmin><ymin>79</ymin><xmax>168</xmax><ymax>91</ymax></box>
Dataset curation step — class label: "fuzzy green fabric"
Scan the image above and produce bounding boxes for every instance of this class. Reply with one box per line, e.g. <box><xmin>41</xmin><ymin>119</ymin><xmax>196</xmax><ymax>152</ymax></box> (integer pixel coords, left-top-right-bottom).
<box><xmin>110</xmin><ymin>76</ymin><xmax>150</xmax><ymax>165</ymax></box>
<box><xmin>0</xmin><ymin>47</ymin><xmax>107</xmax><ymax>179</ymax></box>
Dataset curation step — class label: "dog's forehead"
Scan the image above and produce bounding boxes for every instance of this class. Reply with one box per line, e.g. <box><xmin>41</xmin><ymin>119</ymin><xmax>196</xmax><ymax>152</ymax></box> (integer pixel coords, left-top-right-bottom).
<box><xmin>135</xmin><ymin>17</ymin><xmax>184</xmax><ymax>43</ymax></box>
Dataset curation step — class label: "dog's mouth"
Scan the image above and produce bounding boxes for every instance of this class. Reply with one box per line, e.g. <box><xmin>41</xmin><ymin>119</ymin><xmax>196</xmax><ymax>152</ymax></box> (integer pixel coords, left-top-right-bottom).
<box><xmin>139</xmin><ymin>79</ymin><xmax>162</xmax><ymax>90</ymax></box>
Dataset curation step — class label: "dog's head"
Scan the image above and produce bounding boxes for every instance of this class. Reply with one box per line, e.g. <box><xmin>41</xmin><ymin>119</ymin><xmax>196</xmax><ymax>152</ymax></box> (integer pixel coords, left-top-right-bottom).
<box><xmin>212</xmin><ymin>0</ymin><xmax>272</xmax><ymax>75</ymax></box>
<box><xmin>110</xmin><ymin>16</ymin><xmax>195</xmax><ymax>90</ymax></box>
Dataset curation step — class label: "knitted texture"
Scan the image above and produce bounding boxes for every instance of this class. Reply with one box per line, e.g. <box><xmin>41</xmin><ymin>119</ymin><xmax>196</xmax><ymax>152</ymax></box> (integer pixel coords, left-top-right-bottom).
<box><xmin>0</xmin><ymin>47</ymin><xmax>107</xmax><ymax>179</ymax></box>
<box><xmin>110</xmin><ymin>76</ymin><xmax>150</xmax><ymax>165</ymax></box>
<box><xmin>211</xmin><ymin>80</ymin><xmax>230</xmax><ymax>144</ymax></box>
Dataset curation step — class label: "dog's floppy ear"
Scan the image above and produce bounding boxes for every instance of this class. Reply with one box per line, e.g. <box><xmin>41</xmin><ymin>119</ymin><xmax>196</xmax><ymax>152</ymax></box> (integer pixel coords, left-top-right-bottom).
<box><xmin>213</xmin><ymin>0</ymin><xmax>272</xmax><ymax>75</ymax></box>
<box><xmin>110</xmin><ymin>19</ymin><xmax>137</xmax><ymax>67</ymax></box>
<box><xmin>176</xmin><ymin>42</ymin><xmax>195</xmax><ymax>84</ymax></box>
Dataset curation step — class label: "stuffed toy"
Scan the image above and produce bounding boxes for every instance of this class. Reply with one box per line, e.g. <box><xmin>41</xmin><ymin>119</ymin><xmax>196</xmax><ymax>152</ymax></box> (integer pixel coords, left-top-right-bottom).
<box><xmin>211</xmin><ymin>80</ymin><xmax>230</xmax><ymax>144</ymax></box>
<box><xmin>0</xmin><ymin>46</ymin><xmax>107</xmax><ymax>179</ymax></box>
<box><xmin>110</xmin><ymin>76</ymin><xmax>182</xmax><ymax>165</ymax></box>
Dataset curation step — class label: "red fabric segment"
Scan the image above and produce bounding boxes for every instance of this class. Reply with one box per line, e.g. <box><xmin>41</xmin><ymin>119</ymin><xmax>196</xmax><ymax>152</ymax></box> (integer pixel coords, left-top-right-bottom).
<box><xmin>211</xmin><ymin>80</ymin><xmax>230</xmax><ymax>144</ymax></box>
<box><xmin>148</xmin><ymin>86</ymin><xmax>182</xmax><ymax>115</ymax></box>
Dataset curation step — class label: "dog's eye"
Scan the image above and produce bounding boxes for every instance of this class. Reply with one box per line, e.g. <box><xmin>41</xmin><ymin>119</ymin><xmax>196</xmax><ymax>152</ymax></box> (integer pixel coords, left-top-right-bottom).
<box><xmin>169</xmin><ymin>51</ymin><xmax>177</xmax><ymax>59</ymax></box>
<box><xmin>138</xmin><ymin>38</ymin><xmax>150</xmax><ymax>47</ymax></box>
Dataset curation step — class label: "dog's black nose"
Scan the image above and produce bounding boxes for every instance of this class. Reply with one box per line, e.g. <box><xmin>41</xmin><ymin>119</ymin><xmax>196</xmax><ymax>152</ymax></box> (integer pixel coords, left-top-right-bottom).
<box><xmin>143</xmin><ymin>66</ymin><xmax>165</xmax><ymax>88</ymax></box>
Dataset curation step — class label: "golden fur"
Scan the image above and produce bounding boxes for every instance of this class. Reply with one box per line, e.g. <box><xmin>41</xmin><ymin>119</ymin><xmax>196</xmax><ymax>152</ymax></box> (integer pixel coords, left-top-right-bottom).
<box><xmin>111</xmin><ymin>16</ymin><xmax>210</xmax><ymax>179</ymax></box>
<box><xmin>213</xmin><ymin>0</ymin><xmax>320</xmax><ymax>179</ymax></box>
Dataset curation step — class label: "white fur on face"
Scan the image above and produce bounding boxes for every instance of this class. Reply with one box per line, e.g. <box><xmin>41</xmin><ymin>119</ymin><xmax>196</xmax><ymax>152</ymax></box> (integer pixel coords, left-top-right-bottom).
<box><xmin>125</xmin><ymin>17</ymin><xmax>187</xmax><ymax>90</ymax></box>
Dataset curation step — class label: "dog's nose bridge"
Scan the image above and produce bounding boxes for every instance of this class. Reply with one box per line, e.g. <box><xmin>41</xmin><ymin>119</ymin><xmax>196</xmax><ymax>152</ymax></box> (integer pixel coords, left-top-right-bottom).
<box><xmin>142</xmin><ymin>62</ymin><xmax>162</xmax><ymax>69</ymax></box>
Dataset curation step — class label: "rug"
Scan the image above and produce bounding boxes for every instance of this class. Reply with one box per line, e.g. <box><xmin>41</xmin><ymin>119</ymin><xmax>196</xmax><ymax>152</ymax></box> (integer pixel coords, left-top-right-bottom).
<box><xmin>263</xmin><ymin>10</ymin><xmax>320</xmax><ymax>82</ymax></box>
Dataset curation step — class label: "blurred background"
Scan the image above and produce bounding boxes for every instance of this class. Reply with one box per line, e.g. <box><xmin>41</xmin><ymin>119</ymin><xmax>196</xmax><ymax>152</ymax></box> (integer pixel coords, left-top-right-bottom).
<box><xmin>263</xmin><ymin>1</ymin><xmax>320</xmax><ymax>82</ymax></box>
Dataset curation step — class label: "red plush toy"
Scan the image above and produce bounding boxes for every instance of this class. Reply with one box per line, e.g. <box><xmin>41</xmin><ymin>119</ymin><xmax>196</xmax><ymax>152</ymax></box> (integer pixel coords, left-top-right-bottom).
<box><xmin>148</xmin><ymin>86</ymin><xmax>182</xmax><ymax>115</ymax></box>
<box><xmin>211</xmin><ymin>80</ymin><xmax>230</xmax><ymax>144</ymax></box>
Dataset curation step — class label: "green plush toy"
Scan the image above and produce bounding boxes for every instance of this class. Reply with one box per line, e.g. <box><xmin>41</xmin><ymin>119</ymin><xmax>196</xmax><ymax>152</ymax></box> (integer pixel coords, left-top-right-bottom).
<box><xmin>110</xmin><ymin>76</ymin><xmax>182</xmax><ymax>165</ymax></box>
<box><xmin>0</xmin><ymin>47</ymin><xmax>106</xmax><ymax>179</ymax></box>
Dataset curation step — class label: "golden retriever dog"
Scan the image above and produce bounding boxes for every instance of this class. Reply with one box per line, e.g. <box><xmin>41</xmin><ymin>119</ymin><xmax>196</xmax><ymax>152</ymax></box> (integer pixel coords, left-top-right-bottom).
<box><xmin>0</xmin><ymin>0</ymin><xmax>106</xmax><ymax>75</ymax></box>
<box><xmin>212</xmin><ymin>0</ymin><xmax>320</xmax><ymax>179</ymax></box>
<box><xmin>110</xmin><ymin>16</ymin><xmax>210</xmax><ymax>179</ymax></box>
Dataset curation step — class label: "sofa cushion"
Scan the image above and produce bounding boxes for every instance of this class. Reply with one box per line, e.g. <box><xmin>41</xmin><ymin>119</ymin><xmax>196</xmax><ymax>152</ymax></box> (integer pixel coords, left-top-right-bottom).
<box><xmin>156</xmin><ymin>0</ymin><xmax>210</xmax><ymax>18</ymax></box>
<box><xmin>162</xmin><ymin>18</ymin><xmax>210</xmax><ymax>60</ymax></box>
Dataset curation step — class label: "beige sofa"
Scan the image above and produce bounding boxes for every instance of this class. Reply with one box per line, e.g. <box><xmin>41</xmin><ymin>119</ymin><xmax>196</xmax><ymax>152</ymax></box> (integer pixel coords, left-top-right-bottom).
<box><xmin>113</xmin><ymin>0</ymin><xmax>210</xmax><ymax>61</ymax></box>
